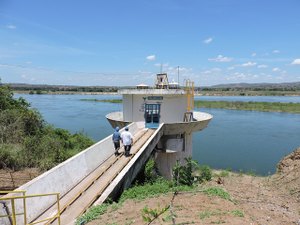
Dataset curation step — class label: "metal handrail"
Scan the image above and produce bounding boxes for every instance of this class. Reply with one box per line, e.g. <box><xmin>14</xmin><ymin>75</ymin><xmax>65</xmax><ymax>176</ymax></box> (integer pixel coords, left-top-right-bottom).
<box><xmin>185</xmin><ymin>79</ymin><xmax>194</xmax><ymax>112</ymax></box>
<box><xmin>0</xmin><ymin>191</ymin><xmax>61</xmax><ymax>225</ymax></box>
<box><xmin>0</xmin><ymin>190</ymin><xmax>26</xmax><ymax>224</ymax></box>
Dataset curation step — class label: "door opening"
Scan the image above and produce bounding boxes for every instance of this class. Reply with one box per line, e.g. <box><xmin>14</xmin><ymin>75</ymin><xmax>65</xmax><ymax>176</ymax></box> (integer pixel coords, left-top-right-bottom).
<box><xmin>144</xmin><ymin>104</ymin><xmax>160</xmax><ymax>128</ymax></box>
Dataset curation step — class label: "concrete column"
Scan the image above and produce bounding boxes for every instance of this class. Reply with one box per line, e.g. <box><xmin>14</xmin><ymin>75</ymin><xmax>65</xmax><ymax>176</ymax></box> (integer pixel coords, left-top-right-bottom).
<box><xmin>155</xmin><ymin>133</ymin><xmax>193</xmax><ymax>179</ymax></box>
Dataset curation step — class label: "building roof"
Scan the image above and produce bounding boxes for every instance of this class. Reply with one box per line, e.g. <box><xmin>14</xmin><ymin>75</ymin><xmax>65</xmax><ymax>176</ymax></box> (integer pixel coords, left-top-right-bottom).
<box><xmin>118</xmin><ymin>89</ymin><xmax>186</xmax><ymax>95</ymax></box>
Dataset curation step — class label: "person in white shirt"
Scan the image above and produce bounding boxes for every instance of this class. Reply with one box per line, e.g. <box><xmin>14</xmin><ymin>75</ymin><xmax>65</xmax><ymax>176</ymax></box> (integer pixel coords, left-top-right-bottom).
<box><xmin>121</xmin><ymin>127</ymin><xmax>133</xmax><ymax>157</ymax></box>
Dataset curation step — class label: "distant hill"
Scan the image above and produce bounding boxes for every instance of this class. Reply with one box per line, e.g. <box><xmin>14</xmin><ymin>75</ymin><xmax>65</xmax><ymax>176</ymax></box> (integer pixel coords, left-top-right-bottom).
<box><xmin>2</xmin><ymin>81</ymin><xmax>300</xmax><ymax>94</ymax></box>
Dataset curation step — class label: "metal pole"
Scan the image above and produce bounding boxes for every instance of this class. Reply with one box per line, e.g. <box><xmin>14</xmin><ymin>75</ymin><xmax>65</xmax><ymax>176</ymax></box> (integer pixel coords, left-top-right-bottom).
<box><xmin>23</xmin><ymin>192</ymin><xmax>27</xmax><ymax>225</ymax></box>
<box><xmin>177</xmin><ymin>66</ymin><xmax>179</xmax><ymax>88</ymax></box>
<box><xmin>56</xmin><ymin>193</ymin><xmax>61</xmax><ymax>225</ymax></box>
<box><xmin>11</xmin><ymin>199</ymin><xmax>16</xmax><ymax>225</ymax></box>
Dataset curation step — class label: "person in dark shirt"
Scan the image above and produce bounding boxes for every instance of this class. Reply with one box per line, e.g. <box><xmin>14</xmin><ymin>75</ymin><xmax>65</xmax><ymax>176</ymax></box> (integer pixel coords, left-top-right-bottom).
<box><xmin>112</xmin><ymin>126</ymin><xmax>121</xmax><ymax>156</ymax></box>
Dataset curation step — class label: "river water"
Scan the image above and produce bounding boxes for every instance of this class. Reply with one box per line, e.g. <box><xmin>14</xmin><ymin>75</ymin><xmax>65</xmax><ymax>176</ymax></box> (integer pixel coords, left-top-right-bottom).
<box><xmin>15</xmin><ymin>94</ymin><xmax>300</xmax><ymax>175</ymax></box>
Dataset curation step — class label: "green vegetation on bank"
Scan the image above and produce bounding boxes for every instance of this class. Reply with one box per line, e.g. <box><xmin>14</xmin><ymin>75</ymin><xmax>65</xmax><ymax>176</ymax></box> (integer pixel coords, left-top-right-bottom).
<box><xmin>199</xmin><ymin>89</ymin><xmax>300</xmax><ymax>96</ymax></box>
<box><xmin>197</xmin><ymin>82</ymin><xmax>300</xmax><ymax>96</ymax></box>
<box><xmin>9</xmin><ymin>83</ymin><xmax>119</xmax><ymax>93</ymax></box>
<box><xmin>80</xmin><ymin>98</ymin><xmax>122</xmax><ymax>103</ymax></box>
<box><xmin>0</xmin><ymin>83</ymin><xmax>94</xmax><ymax>171</ymax></box>
<box><xmin>81</xmin><ymin>98</ymin><xmax>300</xmax><ymax>113</ymax></box>
<box><xmin>195</xmin><ymin>101</ymin><xmax>300</xmax><ymax>113</ymax></box>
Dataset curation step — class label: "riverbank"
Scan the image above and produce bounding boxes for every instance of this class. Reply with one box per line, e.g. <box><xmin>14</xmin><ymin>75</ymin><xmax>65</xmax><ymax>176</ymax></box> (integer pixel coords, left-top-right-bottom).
<box><xmin>80</xmin><ymin>98</ymin><xmax>300</xmax><ymax>114</ymax></box>
<box><xmin>86</xmin><ymin>147</ymin><xmax>300</xmax><ymax>225</ymax></box>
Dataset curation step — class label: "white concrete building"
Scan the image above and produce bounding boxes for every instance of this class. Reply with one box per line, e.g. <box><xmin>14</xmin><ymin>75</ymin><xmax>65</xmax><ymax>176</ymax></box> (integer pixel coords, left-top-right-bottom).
<box><xmin>107</xmin><ymin>73</ymin><xmax>213</xmax><ymax>178</ymax></box>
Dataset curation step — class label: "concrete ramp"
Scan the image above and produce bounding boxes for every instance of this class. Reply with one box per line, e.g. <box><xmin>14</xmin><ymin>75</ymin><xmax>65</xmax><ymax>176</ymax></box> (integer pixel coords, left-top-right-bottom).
<box><xmin>1</xmin><ymin>122</ymin><xmax>164</xmax><ymax>225</ymax></box>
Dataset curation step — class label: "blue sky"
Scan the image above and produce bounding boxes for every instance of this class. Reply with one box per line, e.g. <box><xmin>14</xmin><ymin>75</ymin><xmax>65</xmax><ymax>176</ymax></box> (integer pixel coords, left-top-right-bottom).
<box><xmin>0</xmin><ymin>0</ymin><xmax>300</xmax><ymax>86</ymax></box>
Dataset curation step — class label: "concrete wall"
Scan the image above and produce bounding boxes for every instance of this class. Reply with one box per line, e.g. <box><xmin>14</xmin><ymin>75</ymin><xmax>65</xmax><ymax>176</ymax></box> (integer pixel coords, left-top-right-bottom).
<box><xmin>123</xmin><ymin>94</ymin><xmax>187</xmax><ymax>123</ymax></box>
<box><xmin>123</xmin><ymin>94</ymin><xmax>133</xmax><ymax>122</ymax></box>
<box><xmin>155</xmin><ymin>132</ymin><xmax>193</xmax><ymax>179</ymax></box>
<box><xmin>0</xmin><ymin>122</ymin><xmax>144</xmax><ymax>224</ymax></box>
<box><xmin>0</xmin><ymin>202</ymin><xmax>11</xmax><ymax>224</ymax></box>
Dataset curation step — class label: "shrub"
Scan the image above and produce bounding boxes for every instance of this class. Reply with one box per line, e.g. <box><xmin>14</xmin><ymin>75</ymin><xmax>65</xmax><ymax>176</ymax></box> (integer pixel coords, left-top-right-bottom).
<box><xmin>203</xmin><ymin>187</ymin><xmax>231</xmax><ymax>201</ymax></box>
<box><xmin>0</xmin><ymin>144</ymin><xmax>24</xmax><ymax>170</ymax></box>
<box><xmin>144</xmin><ymin>158</ymin><xmax>159</xmax><ymax>183</ymax></box>
<box><xmin>173</xmin><ymin>157</ymin><xmax>198</xmax><ymax>186</ymax></box>
<box><xmin>197</xmin><ymin>165</ymin><xmax>212</xmax><ymax>182</ymax></box>
<box><xmin>0</xmin><ymin>109</ymin><xmax>26</xmax><ymax>143</ymax></box>
<box><xmin>172</xmin><ymin>158</ymin><xmax>211</xmax><ymax>186</ymax></box>
<box><xmin>0</xmin><ymin>84</ymin><xmax>95</xmax><ymax>171</ymax></box>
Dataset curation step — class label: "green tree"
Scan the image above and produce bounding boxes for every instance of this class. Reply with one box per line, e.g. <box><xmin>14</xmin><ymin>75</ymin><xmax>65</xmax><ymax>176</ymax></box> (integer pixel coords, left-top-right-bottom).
<box><xmin>0</xmin><ymin>81</ymin><xmax>94</xmax><ymax>171</ymax></box>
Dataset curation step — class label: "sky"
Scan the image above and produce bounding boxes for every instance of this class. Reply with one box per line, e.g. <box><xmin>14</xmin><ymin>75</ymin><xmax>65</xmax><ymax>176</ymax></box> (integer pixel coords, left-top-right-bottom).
<box><xmin>0</xmin><ymin>0</ymin><xmax>300</xmax><ymax>86</ymax></box>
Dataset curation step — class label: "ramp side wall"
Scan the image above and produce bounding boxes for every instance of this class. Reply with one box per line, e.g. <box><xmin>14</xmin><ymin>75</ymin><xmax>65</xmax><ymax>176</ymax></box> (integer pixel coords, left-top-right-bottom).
<box><xmin>1</xmin><ymin>123</ymin><xmax>142</xmax><ymax>224</ymax></box>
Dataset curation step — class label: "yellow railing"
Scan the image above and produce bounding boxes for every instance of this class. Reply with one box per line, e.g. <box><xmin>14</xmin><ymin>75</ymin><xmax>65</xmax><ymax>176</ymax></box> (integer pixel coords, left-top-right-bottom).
<box><xmin>0</xmin><ymin>190</ymin><xmax>61</xmax><ymax>225</ymax></box>
<box><xmin>185</xmin><ymin>79</ymin><xmax>194</xmax><ymax>112</ymax></box>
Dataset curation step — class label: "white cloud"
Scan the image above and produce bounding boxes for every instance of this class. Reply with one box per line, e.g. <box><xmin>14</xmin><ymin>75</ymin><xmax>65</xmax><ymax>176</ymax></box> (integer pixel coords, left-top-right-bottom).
<box><xmin>251</xmin><ymin>53</ymin><xmax>257</xmax><ymax>57</ymax></box>
<box><xmin>241</xmin><ymin>62</ymin><xmax>257</xmax><ymax>67</ymax></box>
<box><xmin>203</xmin><ymin>37</ymin><xmax>213</xmax><ymax>44</ymax></box>
<box><xmin>257</xmin><ymin>64</ymin><xmax>268</xmax><ymax>68</ymax></box>
<box><xmin>227</xmin><ymin>66</ymin><xmax>235</xmax><ymax>70</ymax></box>
<box><xmin>6</xmin><ymin>24</ymin><xmax>16</xmax><ymax>29</ymax></box>
<box><xmin>146</xmin><ymin>55</ymin><xmax>156</xmax><ymax>61</ymax></box>
<box><xmin>203</xmin><ymin>67</ymin><xmax>222</xmax><ymax>74</ymax></box>
<box><xmin>291</xmin><ymin>59</ymin><xmax>300</xmax><ymax>65</ymax></box>
<box><xmin>272</xmin><ymin>67</ymin><xmax>280</xmax><ymax>72</ymax></box>
<box><xmin>208</xmin><ymin>55</ymin><xmax>233</xmax><ymax>62</ymax></box>
<box><xmin>272</xmin><ymin>50</ymin><xmax>280</xmax><ymax>54</ymax></box>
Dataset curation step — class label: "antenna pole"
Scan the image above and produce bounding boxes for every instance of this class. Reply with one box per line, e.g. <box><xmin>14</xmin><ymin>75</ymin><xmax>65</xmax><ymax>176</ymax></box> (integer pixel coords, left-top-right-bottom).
<box><xmin>177</xmin><ymin>66</ymin><xmax>179</xmax><ymax>88</ymax></box>
<box><xmin>160</xmin><ymin>64</ymin><xmax>163</xmax><ymax>74</ymax></box>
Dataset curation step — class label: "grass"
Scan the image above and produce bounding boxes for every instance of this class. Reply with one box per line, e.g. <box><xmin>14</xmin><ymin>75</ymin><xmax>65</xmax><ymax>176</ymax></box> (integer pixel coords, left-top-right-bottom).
<box><xmin>199</xmin><ymin>209</ymin><xmax>244</xmax><ymax>220</ymax></box>
<box><xmin>76</xmin><ymin>203</ymin><xmax>110</xmax><ymax>225</ymax></box>
<box><xmin>76</xmin><ymin>178</ymin><xmax>194</xmax><ymax>224</ymax></box>
<box><xmin>218</xmin><ymin>170</ymin><xmax>230</xmax><ymax>177</ymax></box>
<box><xmin>119</xmin><ymin>178</ymin><xmax>193</xmax><ymax>202</ymax></box>
<box><xmin>202</xmin><ymin>187</ymin><xmax>231</xmax><ymax>201</ymax></box>
<box><xmin>80</xmin><ymin>98</ymin><xmax>122</xmax><ymax>103</ymax></box>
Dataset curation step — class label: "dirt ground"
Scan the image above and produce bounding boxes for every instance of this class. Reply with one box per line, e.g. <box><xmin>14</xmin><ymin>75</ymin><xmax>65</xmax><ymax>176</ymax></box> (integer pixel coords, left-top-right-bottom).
<box><xmin>88</xmin><ymin>148</ymin><xmax>300</xmax><ymax>225</ymax></box>
<box><xmin>1</xmin><ymin>148</ymin><xmax>299</xmax><ymax>225</ymax></box>
<box><xmin>0</xmin><ymin>168</ymin><xmax>40</xmax><ymax>191</ymax></box>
